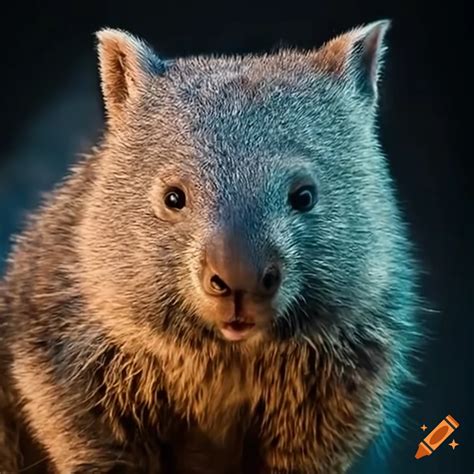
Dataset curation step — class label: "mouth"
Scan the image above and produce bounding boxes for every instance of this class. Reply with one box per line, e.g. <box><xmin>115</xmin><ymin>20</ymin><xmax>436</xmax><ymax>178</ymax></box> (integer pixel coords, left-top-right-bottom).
<box><xmin>219</xmin><ymin>319</ymin><xmax>256</xmax><ymax>342</ymax></box>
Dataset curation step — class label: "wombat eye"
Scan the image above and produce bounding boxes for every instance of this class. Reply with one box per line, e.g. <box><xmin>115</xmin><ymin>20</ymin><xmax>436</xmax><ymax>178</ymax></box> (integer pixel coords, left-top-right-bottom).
<box><xmin>164</xmin><ymin>187</ymin><xmax>186</xmax><ymax>210</ymax></box>
<box><xmin>289</xmin><ymin>185</ymin><xmax>317</xmax><ymax>212</ymax></box>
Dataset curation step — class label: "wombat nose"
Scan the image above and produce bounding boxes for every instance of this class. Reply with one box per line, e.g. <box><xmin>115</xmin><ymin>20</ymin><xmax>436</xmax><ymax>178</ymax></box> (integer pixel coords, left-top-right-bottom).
<box><xmin>201</xmin><ymin>239</ymin><xmax>281</xmax><ymax>299</ymax></box>
<box><xmin>203</xmin><ymin>262</ymin><xmax>281</xmax><ymax>298</ymax></box>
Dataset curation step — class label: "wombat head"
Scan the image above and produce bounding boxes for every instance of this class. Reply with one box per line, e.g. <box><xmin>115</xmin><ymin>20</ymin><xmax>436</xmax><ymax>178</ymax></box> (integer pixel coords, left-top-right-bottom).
<box><xmin>78</xmin><ymin>21</ymin><xmax>412</xmax><ymax>348</ymax></box>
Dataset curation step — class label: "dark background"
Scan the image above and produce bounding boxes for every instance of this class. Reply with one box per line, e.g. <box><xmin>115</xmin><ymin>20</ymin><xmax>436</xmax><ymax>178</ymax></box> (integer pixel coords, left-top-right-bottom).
<box><xmin>1</xmin><ymin>1</ymin><xmax>472</xmax><ymax>473</ymax></box>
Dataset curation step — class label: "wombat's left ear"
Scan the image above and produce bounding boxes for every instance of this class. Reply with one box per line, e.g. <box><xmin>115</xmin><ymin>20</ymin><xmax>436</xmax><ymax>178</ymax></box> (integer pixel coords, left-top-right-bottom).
<box><xmin>95</xmin><ymin>28</ymin><xmax>165</xmax><ymax>125</ymax></box>
<box><xmin>316</xmin><ymin>20</ymin><xmax>391</xmax><ymax>100</ymax></box>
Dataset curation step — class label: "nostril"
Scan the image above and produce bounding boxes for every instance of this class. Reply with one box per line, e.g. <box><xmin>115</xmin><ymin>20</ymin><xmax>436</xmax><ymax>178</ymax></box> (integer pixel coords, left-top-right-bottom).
<box><xmin>261</xmin><ymin>265</ymin><xmax>281</xmax><ymax>294</ymax></box>
<box><xmin>209</xmin><ymin>274</ymin><xmax>230</xmax><ymax>295</ymax></box>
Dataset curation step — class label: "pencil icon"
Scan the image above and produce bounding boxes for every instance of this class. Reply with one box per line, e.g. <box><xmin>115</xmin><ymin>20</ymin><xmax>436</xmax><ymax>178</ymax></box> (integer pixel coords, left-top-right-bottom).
<box><xmin>415</xmin><ymin>414</ymin><xmax>460</xmax><ymax>459</ymax></box>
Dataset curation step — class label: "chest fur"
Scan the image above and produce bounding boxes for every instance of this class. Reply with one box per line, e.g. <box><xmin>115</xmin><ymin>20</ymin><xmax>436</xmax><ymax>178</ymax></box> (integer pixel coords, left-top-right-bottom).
<box><xmin>99</xmin><ymin>338</ymin><xmax>380</xmax><ymax>473</ymax></box>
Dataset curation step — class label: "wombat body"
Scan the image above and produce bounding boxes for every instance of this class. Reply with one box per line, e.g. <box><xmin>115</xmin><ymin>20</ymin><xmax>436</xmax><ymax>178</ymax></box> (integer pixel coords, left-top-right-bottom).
<box><xmin>0</xmin><ymin>21</ymin><xmax>419</xmax><ymax>473</ymax></box>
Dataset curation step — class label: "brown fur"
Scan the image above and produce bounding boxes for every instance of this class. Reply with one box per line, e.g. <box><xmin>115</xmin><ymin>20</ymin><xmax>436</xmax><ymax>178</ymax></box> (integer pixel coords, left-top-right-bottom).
<box><xmin>0</xmin><ymin>21</ymin><xmax>417</xmax><ymax>474</ymax></box>
<box><xmin>0</xmin><ymin>160</ymin><xmax>395</xmax><ymax>471</ymax></box>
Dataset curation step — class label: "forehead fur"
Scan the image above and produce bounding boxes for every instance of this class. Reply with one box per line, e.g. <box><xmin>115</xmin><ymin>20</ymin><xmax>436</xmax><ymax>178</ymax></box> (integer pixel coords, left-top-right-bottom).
<box><xmin>159</xmin><ymin>49</ymin><xmax>355</xmax><ymax>116</ymax></box>
<box><xmin>131</xmin><ymin>50</ymin><xmax>363</xmax><ymax>155</ymax></box>
<box><xmin>171</xmin><ymin>50</ymin><xmax>333</xmax><ymax>88</ymax></box>
<box><xmin>96</xmin><ymin>21</ymin><xmax>389</xmax><ymax>132</ymax></box>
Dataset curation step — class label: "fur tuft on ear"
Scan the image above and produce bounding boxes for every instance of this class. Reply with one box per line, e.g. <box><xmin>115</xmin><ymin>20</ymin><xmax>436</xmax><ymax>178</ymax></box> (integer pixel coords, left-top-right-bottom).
<box><xmin>95</xmin><ymin>28</ymin><xmax>165</xmax><ymax>124</ymax></box>
<box><xmin>316</xmin><ymin>20</ymin><xmax>391</xmax><ymax>99</ymax></box>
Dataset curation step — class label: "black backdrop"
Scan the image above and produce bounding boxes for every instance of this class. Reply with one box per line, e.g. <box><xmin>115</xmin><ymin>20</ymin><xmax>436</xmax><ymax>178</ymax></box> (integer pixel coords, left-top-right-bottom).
<box><xmin>0</xmin><ymin>1</ymin><xmax>472</xmax><ymax>473</ymax></box>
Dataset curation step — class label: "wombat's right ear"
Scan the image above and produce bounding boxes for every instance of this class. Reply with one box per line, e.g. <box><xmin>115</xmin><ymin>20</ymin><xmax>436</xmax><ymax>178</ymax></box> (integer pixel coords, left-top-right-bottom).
<box><xmin>315</xmin><ymin>20</ymin><xmax>391</xmax><ymax>101</ymax></box>
<box><xmin>95</xmin><ymin>28</ymin><xmax>165</xmax><ymax>125</ymax></box>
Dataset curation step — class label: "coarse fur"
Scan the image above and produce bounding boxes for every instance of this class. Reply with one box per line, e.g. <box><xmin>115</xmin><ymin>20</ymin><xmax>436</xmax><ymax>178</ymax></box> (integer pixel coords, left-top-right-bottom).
<box><xmin>0</xmin><ymin>20</ymin><xmax>421</xmax><ymax>473</ymax></box>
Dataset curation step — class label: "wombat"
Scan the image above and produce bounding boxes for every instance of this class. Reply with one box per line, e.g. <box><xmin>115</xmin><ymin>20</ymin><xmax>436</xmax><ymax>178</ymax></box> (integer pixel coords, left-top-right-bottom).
<box><xmin>0</xmin><ymin>20</ymin><xmax>420</xmax><ymax>474</ymax></box>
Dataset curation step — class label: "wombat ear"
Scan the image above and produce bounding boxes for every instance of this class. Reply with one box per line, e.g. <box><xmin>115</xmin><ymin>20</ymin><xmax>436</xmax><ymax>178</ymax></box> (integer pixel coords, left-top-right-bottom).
<box><xmin>316</xmin><ymin>20</ymin><xmax>391</xmax><ymax>100</ymax></box>
<box><xmin>95</xmin><ymin>28</ymin><xmax>165</xmax><ymax>124</ymax></box>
